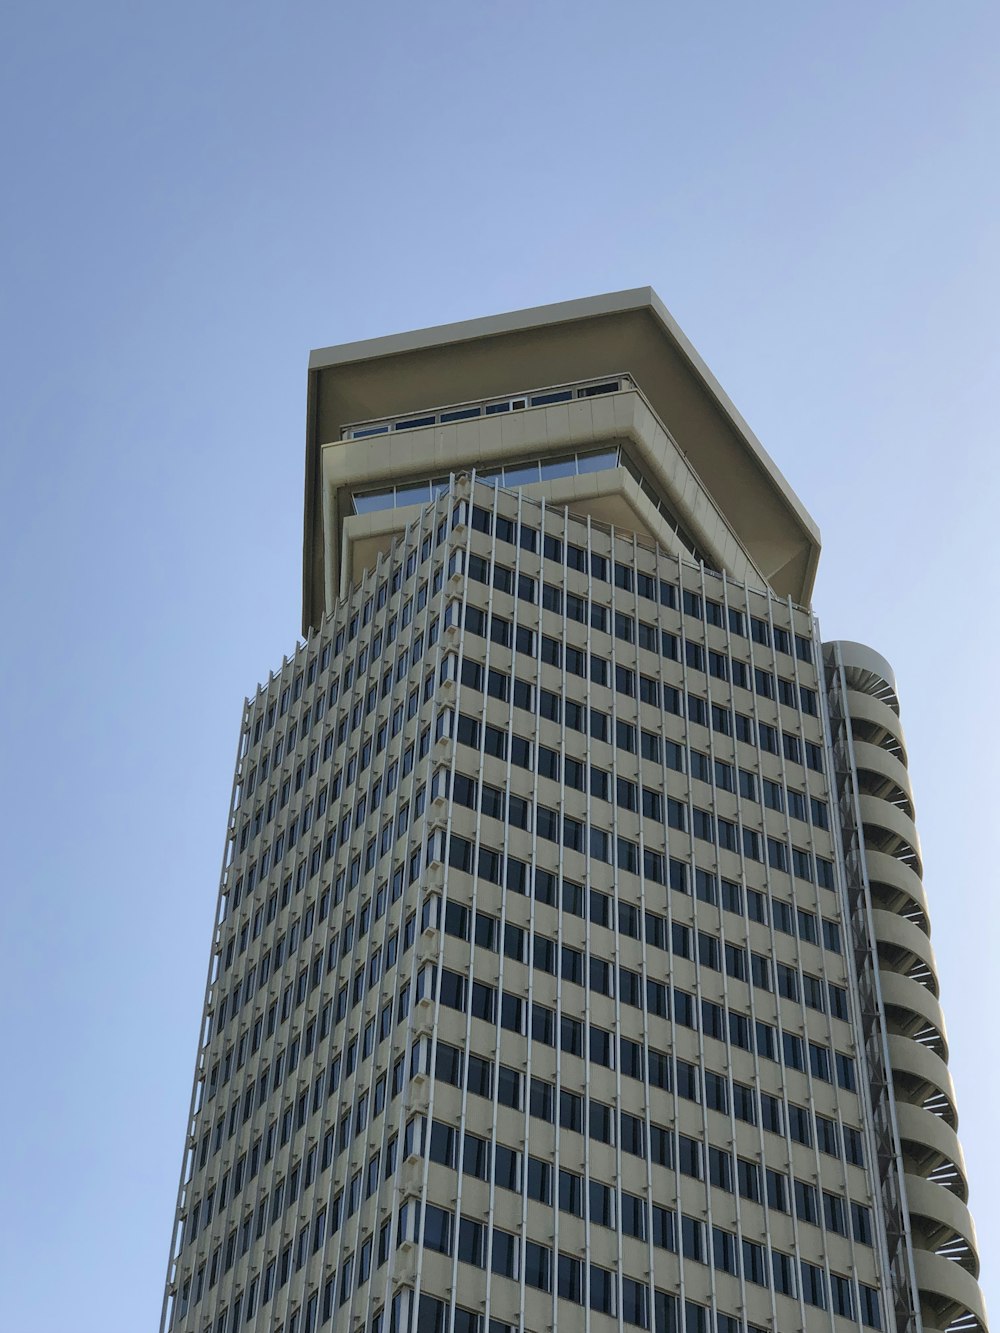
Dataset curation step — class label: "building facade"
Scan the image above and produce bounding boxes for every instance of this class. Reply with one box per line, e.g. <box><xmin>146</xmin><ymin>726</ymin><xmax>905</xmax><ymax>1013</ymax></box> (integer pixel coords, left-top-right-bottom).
<box><xmin>161</xmin><ymin>292</ymin><xmax>987</xmax><ymax>1333</ymax></box>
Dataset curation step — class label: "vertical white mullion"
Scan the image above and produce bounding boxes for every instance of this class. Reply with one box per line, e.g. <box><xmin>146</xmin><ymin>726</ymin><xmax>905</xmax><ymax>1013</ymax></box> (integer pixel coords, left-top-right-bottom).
<box><xmin>743</xmin><ymin>578</ymin><xmax>811</xmax><ymax>1330</ymax></box>
<box><xmin>452</xmin><ymin>474</ymin><xmax>504</xmax><ymax>1329</ymax></box>
<box><xmin>333</xmin><ymin>549</ymin><xmax>391</xmax><ymax>1330</ymax></box>
<box><xmin>274</xmin><ymin>631</ymin><xmax>329</xmax><ymax>1322</ymax></box>
<box><xmin>695</xmin><ymin>561</ymin><xmax>736</xmax><ymax>1333</ymax></box>
<box><xmin>160</xmin><ymin>692</ymin><xmax>253</xmax><ymax>1333</ymax></box>
<box><xmin>761</xmin><ymin>585</ymin><xmax>835</xmax><ymax>1330</ymax></box>
<box><xmin>363</xmin><ymin>529</ymin><xmax>416</xmax><ymax>1326</ymax></box>
<box><xmin>348</xmin><ymin>546</ymin><xmax>400</xmax><ymax>1333</ymax></box>
<box><xmin>371</xmin><ymin>537</ymin><xmax>413</xmax><ymax>1331</ymax></box>
<box><xmin>736</xmin><ymin>573</ymin><xmax>792</xmax><ymax>1327</ymax></box>
<box><xmin>349</xmin><ymin>543</ymin><xmax>410</xmax><ymax>1333</ymax></box>
<box><xmin>508</xmin><ymin>484</ymin><xmax>528</xmax><ymax>1333</ymax></box>
<box><xmin>523</xmin><ymin>487</ymin><xmax>555</xmax><ymax>1323</ymax></box>
<box><xmin>676</xmin><ymin>560</ymin><xmax>716</xmax><ymax>1325</ymax></box>
<box><xmin>649</xmin><ymin>546</ymin><xmax>687</xmax><ymax>1323</ymax></box>
<box><xmin>379</xmin><ymin>515</ymin><xmax>429</xmax><ymax>1321</ymax></box>
<box><xmin>229</xmin><ymin>687</ymin><xmax>272</xmax><ymax>1333</ymax></box>
<box><xmin>320</xmin><ymin>552</ymin><xmax>384</xmax><ymax>1332</ymax></box>
<box><xmin>436</xmin><ymin>474</ymin><xmax>477</xmax><ymax>1332</ymax></box>
<box><xmin>534</xmin><ymin>495</ymin><xmax>556</xmax><ymax>1333</ymax></box>
<box><xmin>781</xmin><ymin>591</ymin><xmax>852</xmax><ymax>1333</ymax></box>
<box><xmin>269</xmin><ymin>627</ymin><xmax>339</xmax><ymax>1329</ymax></box>
<box><xmin>228</xmin><ymin>671</ymin><xmax>281</xmax><ymax>1325</ymax></box>
<box><xmin>270</xmin><ymin>649</ymin><xmax>317</xmax><ymax>1333</ymax></box>
<box><xmin>404</xmin><ymin>495</ymin><xmax>446</xmax><ymax>1333</ymax></box>
<box><xmin>580</xmin><ymin>512</ymin><xmax>594</xmax><ymax>1333</ymax></box>
<box><xmin>718</xmin><ymin>569</ymin><xmax>770</xmax><ymax>1331</ymax></box>
<box><xmin>255</xmin><ymin>626</ymin><xmax>333</xmax><ymax>1333</ymax></box>
<box><xmin>356</xmin><ymin>495</ymin><xmax>450</xmax><ymax>1333</ymax></box>
<box><xmin>479</xmin><ymin>479</ymin><xmax>501</xmax><ymax>1329</ymax></box>
<box><xmin>626</xmin><ymin>531</ymin><xmax>658</xmax><ymax>1333</ymax></box>
<box><xmin>606</xmin><ymin>524</ymin><xmax>627</xmax><ymax>1333</ymax></box>
<box><xmin>419</xmin><ymin>490</ymin><xmax>456</xmax><ymax>1332</ymax></box>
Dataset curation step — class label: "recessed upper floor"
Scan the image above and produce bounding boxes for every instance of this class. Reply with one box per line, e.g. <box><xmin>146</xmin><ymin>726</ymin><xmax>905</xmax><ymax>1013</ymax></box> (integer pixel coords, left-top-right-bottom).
<box><xmin>303</xmin><ymin>289</ymin><xmax>821</xmax><ymax>633</ymax></box>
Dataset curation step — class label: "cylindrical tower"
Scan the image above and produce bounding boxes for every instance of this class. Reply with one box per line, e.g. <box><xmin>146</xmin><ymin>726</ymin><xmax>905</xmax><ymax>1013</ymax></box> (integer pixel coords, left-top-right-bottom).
<box><xmin>824</xmin><ymin>641</ymin><xmax>987</xmax><ymax>1333</ymax></box>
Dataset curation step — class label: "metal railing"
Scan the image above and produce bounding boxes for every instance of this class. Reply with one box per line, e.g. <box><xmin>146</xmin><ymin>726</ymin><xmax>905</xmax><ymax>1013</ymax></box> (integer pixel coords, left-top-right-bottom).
<box><xmin>340</xmin><ymin>372</ymin><xmax>634</xmax><ymax>440</ymax></box>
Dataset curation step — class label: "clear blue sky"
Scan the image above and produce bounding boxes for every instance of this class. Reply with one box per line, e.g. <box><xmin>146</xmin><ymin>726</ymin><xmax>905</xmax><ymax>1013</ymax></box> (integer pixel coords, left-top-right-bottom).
<box><xmin>1</xmin><ymin>3</ymin><xmax>997</xmax><ymax>1328</ymax></box>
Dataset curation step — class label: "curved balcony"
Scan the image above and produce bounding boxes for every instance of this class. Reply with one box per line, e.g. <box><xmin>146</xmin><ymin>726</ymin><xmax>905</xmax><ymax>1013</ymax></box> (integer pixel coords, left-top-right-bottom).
<box><xmin>864</xmin><ymin>848</ymin><xmax>929</xmax><ymax>933</ymax></box>
<box><xmin>887</xmin><ymin>1034</ymin><xmax>958</xmax><ymax>1127</ymax></box>
<box><xmin>871</xmin><ymin>908</ymin><xmax>939</xmax><ymax>994</ymax></box>
<box><xmin>880</xmin><ymin>969</ymin><xmax>948</xmax><ymax>1059</ymax></box>
<box><xmin>829</xmin><ymin>639</ymin><xmax>988</xmax><ymax>1331</ymax></box>
<box><xmin>905</xmin><ymin>1173</ymin><xmax>980</xmax><ymax>1276</ymax></box>
<box><xmin>845</xmin><ymin>686</ymin><xmax>908</xmax><ymax>763</ymax></box>
<box><xmin>859</xmin><ymin>793</ymin><xmax>923</xmax><ymax>876</ymax></box>
<box><xmin>913</xmin><ymin>1247</ymin><xmax>988</xmax><ymax>1332</ymax></box>
<box><xmin>837</xmin><ymin>639</ymin><xmax>900</xmax><ymax>703</ymax></box>
<box><xmin>853</xmin><ymin>738</ymin><xmax>915</xmax><ymax>818</ymax></box>
<box><xmin>895</xmin><ymin>1101</ymin><xmax>969</xmax><ymax>1202</ymax></box>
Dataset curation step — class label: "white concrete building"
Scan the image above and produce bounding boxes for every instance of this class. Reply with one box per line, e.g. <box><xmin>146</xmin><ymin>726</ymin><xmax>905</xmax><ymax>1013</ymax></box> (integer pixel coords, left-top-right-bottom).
<box><xmin>161</xmin><ymin>292</ymin><xmax>987</xmax><ymax>1333</ymax></box>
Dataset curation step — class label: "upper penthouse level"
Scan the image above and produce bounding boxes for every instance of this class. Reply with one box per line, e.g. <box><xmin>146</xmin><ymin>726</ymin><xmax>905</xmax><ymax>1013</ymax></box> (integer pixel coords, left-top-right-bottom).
<box><xmin>303</xmin><ymin>289</ymin><xmax>821</xmax><ymax>635</ymax></box>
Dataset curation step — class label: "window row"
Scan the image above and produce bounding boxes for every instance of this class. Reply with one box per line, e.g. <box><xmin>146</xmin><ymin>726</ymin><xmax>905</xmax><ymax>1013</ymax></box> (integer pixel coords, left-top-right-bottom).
<box><xmin>417</xmin><ymin>1113</ymin><xmax>872</xmax><ymax>1243</ymax></box>
<box><xmin>407</xmin><ymin>1200</ymin><xmax>878</xmax><ymax>1327</ymax></box>
<box><xmin>439</xmin><ymin>895</ymin><xmax>850</xmax><ymax>1021</ymax></box>
<box><xmin>427</xmin><ymin>964</ymin><xmax>857</xmax><ymax>1093</ymax></box>
<box><xmin>466</xmin><ymin>506</ymin><xmax>814</xmax><ymax>662</ymax></box>
<box><xmin>425</xmin><ymin>1040</ymin><xmax>865</xmax><ymax>1167</ymax></box>
<box><xmin>401</xmin><ymin>1287</ymin><xmax>839</xmax><ymax>1333</ymax></box>
<box><xmin>444</xmin><ymin>832</ymin><xmax>843</xmax><ymax>955</ymax></box>
<box><xmin>443</xmin><ymin>754</ymin><xmax>834</xmax><ymax>886</ymax></box>
<box><xmin>461</xmin><ymin>659</ymin><xmax>830</xmax><ymax>828</ymax></box>
<box><xmin>456</xmin><ymin>607</ymin><xmax>824</xmax><ymax>771</ymax></box>
<box><xmin>457</xmin><ymin>550</ymin><xmax>817</xmax><ymax>710</ymax></box>
<box><xmin>435</xmin><ymin>791</ymin><xmax>838</xmax><ymax>935</ymax></box>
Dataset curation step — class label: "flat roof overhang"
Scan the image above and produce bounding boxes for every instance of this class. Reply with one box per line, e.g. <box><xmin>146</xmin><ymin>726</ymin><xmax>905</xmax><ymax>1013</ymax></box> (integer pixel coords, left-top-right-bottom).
<box><xmin>303</xmin><ymin>288</ymin><xmax>821</xmax><ymax>634</ymax></box>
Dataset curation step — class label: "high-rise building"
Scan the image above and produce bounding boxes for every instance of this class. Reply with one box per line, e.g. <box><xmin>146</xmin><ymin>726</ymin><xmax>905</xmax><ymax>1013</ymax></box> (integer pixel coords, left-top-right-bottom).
<box><xmin>161</xmin><ymin>291</ymin><xmax>987</xmax><ymax>1333</ymax></box>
